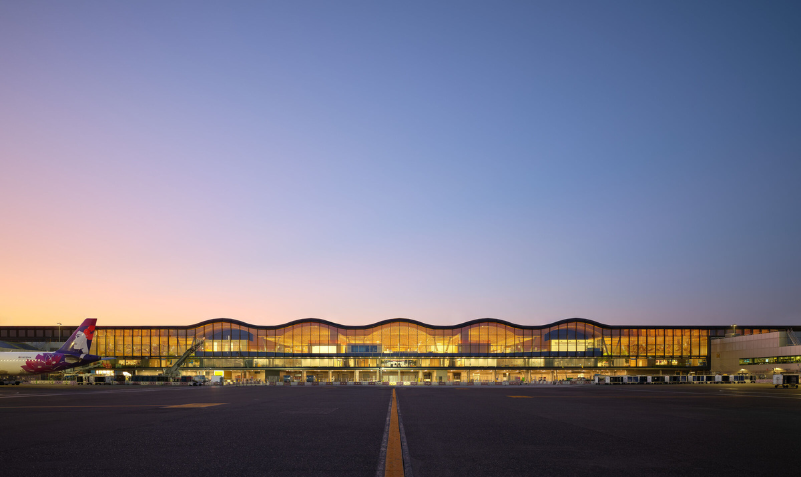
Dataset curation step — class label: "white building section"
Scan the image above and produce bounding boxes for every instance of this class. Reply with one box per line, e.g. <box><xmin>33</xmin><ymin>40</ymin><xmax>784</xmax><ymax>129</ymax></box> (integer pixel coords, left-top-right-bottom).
<box><xmin>711</xmin><ymin>331</ymin><xmax>801</xmax><ymax>376</ymax></box>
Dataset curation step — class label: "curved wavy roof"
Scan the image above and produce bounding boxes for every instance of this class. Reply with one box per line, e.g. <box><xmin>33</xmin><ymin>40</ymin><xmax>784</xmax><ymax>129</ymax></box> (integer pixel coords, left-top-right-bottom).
<box><xmin>96</xmin><ymin>317</ymin><xmax>741</xmax><ymax>330</ymax></box>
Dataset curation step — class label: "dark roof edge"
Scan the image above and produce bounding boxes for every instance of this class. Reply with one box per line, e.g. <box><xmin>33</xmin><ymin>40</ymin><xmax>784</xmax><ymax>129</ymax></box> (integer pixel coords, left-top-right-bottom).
<box><xmin>26</xmin><ymin>317</ymin><xmax>801</xmax><ymax>331</ymax></box>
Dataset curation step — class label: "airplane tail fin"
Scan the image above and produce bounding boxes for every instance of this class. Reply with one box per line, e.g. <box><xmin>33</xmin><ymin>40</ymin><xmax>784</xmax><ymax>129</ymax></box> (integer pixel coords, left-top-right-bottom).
<box><xmin>57</xmin><ymin>318</ymin><xmax>97</xmax><ymax>356</ymax></box>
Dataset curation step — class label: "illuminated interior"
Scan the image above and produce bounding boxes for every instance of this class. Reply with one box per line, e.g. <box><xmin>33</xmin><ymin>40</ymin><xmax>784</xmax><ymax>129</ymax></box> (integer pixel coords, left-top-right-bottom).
<box><xmin>1</xmin><ymin>319</ymin><xmax>785</xmax><ymax>380</ymax></box>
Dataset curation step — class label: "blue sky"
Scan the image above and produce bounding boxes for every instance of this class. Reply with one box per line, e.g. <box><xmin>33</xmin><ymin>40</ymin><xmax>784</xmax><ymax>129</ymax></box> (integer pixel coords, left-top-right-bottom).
<box><xmin>1</xmin><ymin>1</ymin><xmax>799</xmax><ymax>326</ymax></box>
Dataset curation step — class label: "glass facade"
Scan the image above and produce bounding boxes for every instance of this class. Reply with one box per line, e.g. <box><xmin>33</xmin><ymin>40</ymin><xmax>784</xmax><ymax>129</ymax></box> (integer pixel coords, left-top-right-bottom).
<box><xmin>2</xmin><ymin>319</ymin><xmax>793</xmax><ymax>380</ymax></box>
<box><xmin>740</xmin><ymin>356</ymin><xmax>801</xmax><ymax>366</ymax></box>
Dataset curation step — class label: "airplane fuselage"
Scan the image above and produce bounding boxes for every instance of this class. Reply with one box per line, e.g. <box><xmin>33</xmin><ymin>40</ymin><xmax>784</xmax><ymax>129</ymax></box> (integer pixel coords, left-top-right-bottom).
<box><xmin>0</xmin><ymin>351</ymin><xmax>100</xmax><ymax>376</ymax></box>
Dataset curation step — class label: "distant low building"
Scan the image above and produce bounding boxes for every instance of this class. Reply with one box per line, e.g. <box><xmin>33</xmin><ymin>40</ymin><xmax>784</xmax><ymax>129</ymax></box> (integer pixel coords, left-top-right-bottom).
<box><xmin>711</xmin><ymin>331</ymin><xmax>801</xmax><ymax>377</ymax></box>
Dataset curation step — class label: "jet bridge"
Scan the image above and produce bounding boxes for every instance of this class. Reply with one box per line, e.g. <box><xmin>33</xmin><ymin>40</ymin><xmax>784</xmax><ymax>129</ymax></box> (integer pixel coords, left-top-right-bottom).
<box><xmin>162</xmin><ymin>338</ymin><xmax>206</xmax><ymax>380</ymax></box>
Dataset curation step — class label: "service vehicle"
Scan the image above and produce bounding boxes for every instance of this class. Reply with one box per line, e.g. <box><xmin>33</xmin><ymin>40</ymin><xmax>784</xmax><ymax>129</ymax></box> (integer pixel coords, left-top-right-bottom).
<box><xmin>666</xmin><ymin>375</ymin><xmax>688</xmax><ymax>384</ymax></box>
<box><xmin>773</xmin><ymin>374</ymin><xmax>800</xmax><ymax>388</ymax></box>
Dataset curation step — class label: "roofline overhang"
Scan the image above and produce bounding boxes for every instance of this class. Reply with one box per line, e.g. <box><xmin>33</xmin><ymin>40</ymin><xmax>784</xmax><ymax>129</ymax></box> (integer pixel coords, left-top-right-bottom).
<box><xmin>34</xmin><ymin>317</ymin><xmax>799</xmax><ymax>331</ymax></box>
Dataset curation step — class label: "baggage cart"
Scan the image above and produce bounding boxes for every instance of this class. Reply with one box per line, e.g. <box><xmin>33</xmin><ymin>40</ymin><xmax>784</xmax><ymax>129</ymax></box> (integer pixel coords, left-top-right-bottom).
<box><xmin>773</xmin><ymin>374</ymin><xmax>799</xmax><ymax>389</ymax></box>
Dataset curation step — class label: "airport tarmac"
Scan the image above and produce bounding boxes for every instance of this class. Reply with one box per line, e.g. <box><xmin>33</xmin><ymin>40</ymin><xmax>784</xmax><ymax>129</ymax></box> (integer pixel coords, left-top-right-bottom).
<box><xmin>0</xmin><ymin>384</ymin><xmax>799</xmax><ymax>476</ymax></box>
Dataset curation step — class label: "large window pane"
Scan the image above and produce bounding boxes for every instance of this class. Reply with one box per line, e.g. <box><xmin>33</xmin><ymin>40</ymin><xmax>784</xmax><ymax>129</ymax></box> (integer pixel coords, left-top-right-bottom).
<box><xmin>160</xmin><ymin>330</ymin><xmax>169</xmax><ymax>356</ymax></box>
<box><xmin>620</xmin><ymin>329</ymin><xmax>630</xmax><ymax>357</ymax></box>
<box><xmin>123</xmin><ymin>329</ymin><xmax>132</xmax><ymax>356</ymax></box>
<box><xmin>169</xmin><ymin>329</ymin><xmax>178</xmax><ymax>356</ymax></box>
<box><xmin>113</xmin><ymin>330</ymin><xmax>123</xmax><ymax>356</ymax></box>
<box><xmin>655</xmin><ymin>329</ymin><xmax>664</xmax><ymax>357</ymax></box>
<box><xmin>96</xmin><ymin>330</ymin><xmax>107</xmax><ymax>356</ymax></box>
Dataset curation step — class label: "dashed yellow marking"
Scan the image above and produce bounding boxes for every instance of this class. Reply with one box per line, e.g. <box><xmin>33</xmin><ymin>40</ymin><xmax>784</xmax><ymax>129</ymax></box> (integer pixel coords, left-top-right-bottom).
<box><xmin>385</xmin><ymin>389</ymin><xmax>404</xmax><ymax>477</ymax></box>
<box><xmin>163</xmin><ymin>403</ymin><xmax>225</xmax><ymax>408</ymax></box>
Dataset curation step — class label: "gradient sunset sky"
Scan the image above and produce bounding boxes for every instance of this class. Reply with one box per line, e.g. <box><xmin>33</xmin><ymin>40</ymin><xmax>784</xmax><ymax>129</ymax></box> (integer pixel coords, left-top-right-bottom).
<box><xmin>1</xmin><ymin>1</ymin><xmax>799</xmax><ymax>328</ymax></box>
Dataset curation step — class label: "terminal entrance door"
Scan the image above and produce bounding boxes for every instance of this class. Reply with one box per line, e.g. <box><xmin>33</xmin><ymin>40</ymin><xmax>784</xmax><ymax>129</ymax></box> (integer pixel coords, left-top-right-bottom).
<box><xmin>400</xmin><ymin>372</ymin><xmax>417</xmax><ymax>382</ymax></box>
<box><xmin>332</xmin><ymin>371</ymin><xmax>354</xmax><ymax>382</ymax></box>
<box><xmin>382</xmin><ymin>371</ymin><xmax>400</xmax><ymax>382</ymax></box>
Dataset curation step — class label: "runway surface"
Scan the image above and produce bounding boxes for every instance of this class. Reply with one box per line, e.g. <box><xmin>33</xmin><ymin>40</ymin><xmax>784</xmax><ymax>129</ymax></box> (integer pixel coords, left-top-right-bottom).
<box><xmin>1</xmin><ymin>384</ymin><xmax>799</xmax><ymax>476</ymax></box>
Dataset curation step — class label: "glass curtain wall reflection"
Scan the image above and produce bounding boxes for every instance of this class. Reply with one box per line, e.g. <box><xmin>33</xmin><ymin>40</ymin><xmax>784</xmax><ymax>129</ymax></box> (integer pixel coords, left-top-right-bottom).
<box><xmin>79</xmin><ymin>317</ymin><xmax>782</xmax><ymax>373</ymax></box>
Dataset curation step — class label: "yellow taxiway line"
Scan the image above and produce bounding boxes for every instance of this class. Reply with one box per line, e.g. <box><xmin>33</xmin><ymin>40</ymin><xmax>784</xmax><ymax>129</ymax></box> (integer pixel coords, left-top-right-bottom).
<box><xmin>385</xmin><ymin>388</ymin><xmax>404</xmax><ymax>477</ymax></box>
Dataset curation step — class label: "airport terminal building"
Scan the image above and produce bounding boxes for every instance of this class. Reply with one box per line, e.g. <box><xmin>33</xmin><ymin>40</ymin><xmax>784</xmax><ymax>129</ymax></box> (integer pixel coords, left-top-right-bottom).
<box><xmin>2</xmin><ymin>318</ymin><xmax>800</xmax><ymax>382</ymax></box>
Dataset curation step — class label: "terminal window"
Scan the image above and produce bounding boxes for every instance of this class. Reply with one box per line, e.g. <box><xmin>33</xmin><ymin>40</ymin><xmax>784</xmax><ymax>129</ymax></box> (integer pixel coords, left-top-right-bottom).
<box><xmin>350</xmin><ymin>345</ymin><xmax>378</xmax><ymax>353</ymax></box>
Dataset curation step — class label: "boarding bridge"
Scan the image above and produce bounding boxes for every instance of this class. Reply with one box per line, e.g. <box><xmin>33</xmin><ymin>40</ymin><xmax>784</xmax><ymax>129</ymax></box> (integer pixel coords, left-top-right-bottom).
<box><xmin>787</xmin><ymin>330</ymin><xmax>801</xmax><ymax>347</ymax></box>
<box><xmin>163</xmin><ymin>338</ymin><xmax>206</xmax><ymax>379</ymax></box>
<box><xmin>67</xmin><ymin>359</ymin><xmax>105</xmax><ymax>374</ymax></box>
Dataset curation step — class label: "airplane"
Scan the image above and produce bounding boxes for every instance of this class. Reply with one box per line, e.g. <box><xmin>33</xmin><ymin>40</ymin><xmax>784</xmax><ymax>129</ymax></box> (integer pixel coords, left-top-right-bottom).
<box><xmin>0</xmin><ymin>318</ymin><xmax>101</xmax><ymax>384</ymax></box>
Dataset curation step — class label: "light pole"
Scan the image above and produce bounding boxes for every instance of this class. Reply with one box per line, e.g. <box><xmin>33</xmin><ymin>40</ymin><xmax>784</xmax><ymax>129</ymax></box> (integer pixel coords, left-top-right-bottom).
<box><xmin>57</xmin><ymin>323</ymin><xmax>62</xmax><ymax>349</ymax></box>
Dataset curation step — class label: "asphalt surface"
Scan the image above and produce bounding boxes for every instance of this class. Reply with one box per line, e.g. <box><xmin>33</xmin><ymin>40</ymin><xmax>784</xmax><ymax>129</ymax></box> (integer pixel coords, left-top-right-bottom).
<box><xmin>399</xmin><ymin>384</ymin><xmax>801</xmax><ymax>477</ymax></box>
<box><xmin>0</xmin><ymin>385</ymin><xmax>390</xmax><ymax>477</ymax></box>
<box><xmin>1</xmin><ymin>384</ymin><xmax>799</xmax><ymax>476</ymax></box>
